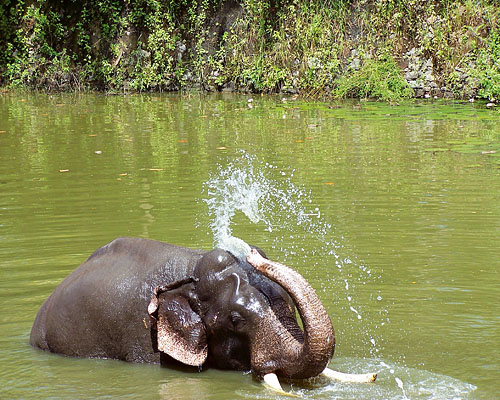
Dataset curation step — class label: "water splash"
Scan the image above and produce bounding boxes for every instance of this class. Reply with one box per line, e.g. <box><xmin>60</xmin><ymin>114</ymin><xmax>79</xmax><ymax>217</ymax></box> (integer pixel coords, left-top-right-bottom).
<box><xmin>202</xmin><ymin>153</ymin><xmax>265</xmax><ymax>259</ymax></box>
<box><xmin>203</xmin><ymin>151</ymin><xmax>323</xmax><ymax>260</ymax></box>
<box><xmin>202</xmin><ymin>151</ymin><xmax>381</xmax><ymax>357</ymax></box>
<box><xmin>318</xmin><ymin>358</ymin><xmax>476</xmax><ymax>400</ymax></box>
<box><xmin>395</xmin><ymin>377</ymin><xmax>408</xmax><ymax>399</ymax></box>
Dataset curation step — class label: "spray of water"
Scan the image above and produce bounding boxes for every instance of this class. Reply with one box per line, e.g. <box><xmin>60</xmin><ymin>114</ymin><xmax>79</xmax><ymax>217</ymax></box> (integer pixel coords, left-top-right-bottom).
<box><xmin>203</xmin><ymin>151</ymin><xmax>326</xmax><ymax>260</ymax></box>
<box><xmin>201</xmin><ymin>151</ymin><xmax>395</xmax><ymax>381</ymax></box>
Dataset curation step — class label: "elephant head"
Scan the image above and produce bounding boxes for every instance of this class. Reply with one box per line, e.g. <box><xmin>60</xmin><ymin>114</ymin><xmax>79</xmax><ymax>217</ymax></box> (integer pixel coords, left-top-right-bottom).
<box><xmin>148</xmin><ymin>247</ymin><xmax>335</xmax><ymax>380</ymax></box>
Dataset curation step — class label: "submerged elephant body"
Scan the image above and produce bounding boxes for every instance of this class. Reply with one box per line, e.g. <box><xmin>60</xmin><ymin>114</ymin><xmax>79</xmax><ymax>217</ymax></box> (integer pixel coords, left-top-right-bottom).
<box><xmin>30</xmin><ymin>237</ymin><xmax>335</xmax><ymax>379</ymax></box>
<box><xmin>30</xmin><ymin>238</ymin><xmax>204</xmax><ymax>364</ymax></box>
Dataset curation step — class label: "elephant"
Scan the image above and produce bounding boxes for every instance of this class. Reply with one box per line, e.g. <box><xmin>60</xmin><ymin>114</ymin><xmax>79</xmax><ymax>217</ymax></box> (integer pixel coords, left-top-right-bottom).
<box><xmin>30</xmin><ymin>237</ymin><xmax>376</xmax><ymax>392</ymax></box>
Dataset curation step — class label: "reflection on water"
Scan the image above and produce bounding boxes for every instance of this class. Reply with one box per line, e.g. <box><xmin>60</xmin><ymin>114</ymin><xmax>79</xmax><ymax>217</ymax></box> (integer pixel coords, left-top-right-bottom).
<box><xmin>1</xmin><ymin>93</ymin><xmax>499</xmax><ymax>399</ymax></box>
<box><xmin>139</xmin><ymin>180</ymin><xmax>155</xmax><ymax>238</ymax></box>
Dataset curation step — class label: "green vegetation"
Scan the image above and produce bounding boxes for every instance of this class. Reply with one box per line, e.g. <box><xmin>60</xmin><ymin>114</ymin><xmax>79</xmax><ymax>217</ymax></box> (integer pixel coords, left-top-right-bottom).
<box><xmin>1</xmin><ymin>0</ymin><xmax>499</xmax><ymax>100</ymax></box>
<box><xmin>469</xmin><ymin>29</ymin><xmax>500</xmax><ymax>100</ymax></box>
<box><xmin>333</xmin><ymin>52</ymin><xmax>414</xmax><ymax>101</ymax></box>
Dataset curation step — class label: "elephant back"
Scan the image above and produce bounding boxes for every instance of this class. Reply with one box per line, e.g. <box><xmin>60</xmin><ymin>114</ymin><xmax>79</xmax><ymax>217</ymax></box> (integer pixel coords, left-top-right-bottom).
<box><xmin>30</xmin><ymin>237</ymin><xmax>204</xmax><ymax>363</ymax></box>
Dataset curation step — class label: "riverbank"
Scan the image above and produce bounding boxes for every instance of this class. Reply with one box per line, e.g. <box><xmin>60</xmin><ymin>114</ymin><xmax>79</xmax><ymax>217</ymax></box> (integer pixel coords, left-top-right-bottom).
<box><xmin>1</xmin><ymin>0</ymin><xmax>499</xmax><ymax>101</ymax></box>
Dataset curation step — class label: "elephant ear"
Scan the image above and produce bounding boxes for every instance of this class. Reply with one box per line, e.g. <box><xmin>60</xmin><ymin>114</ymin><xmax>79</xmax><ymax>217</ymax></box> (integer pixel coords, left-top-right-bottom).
<box><xmin>148</xmin><ymin>281</ymin><xmax>207</xmax><ymax>367</ymax></box>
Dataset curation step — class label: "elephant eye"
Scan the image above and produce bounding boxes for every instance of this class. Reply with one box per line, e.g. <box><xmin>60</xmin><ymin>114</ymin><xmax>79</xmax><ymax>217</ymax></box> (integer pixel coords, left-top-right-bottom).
<box><xmin>230</xmin><ymin>311</ymin><xmax>244</xmax><ymax>328</ymax></box>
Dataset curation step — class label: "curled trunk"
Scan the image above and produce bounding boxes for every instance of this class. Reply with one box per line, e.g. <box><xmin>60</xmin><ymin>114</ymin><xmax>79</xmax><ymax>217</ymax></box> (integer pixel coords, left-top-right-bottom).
<box><xmin>247</xmin><ymin>249</ymin><xmax>335</xmax><ymax>379</ymax></box>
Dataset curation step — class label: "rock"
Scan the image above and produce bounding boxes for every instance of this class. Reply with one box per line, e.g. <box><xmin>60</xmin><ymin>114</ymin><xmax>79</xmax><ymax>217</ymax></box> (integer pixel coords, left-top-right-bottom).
<box><xmin>177</xmin><ymin>41</ymin><xmax>186</xmax><ymax>61</ymax></box>
<box><xmin>281</xmin><ymin>86</ymin><xmax>298</xmax><ymax>94</ymax></box>
<box><xmin>177</xmin><ymin>41</ymin><xmax>186</xmax><ymax>54</ymax></box>
<box><xmin>410</xmin><ymin>79</ymin><xmax>424</xmax><ymax>89</ymax></box>
<box><xmin>221</xmin><ymin>82</ymin><xmax>235</xmax><ymax>92</ymax></box>
<box><xmin>349</xmin><ymin>58</ymin><xmax>361</xmax><ymax>71</ymax></box>
<box><xmin>307</xmin><ymin>57</ymin><xmax>323</xmax><ymax>70</ymax></box>
<box><xmin>431</xmin><ymin>88</ymin><xmax>441</xmax><ymax>97</ymax></box>
<box><xmin>139</xmin><ymin>49</ymin><xmax>151</xmax><ymax>60</ymax></box>
<box><xmin>405</xmin><ymin>71</ymin><xmax>419</xmax><ymax>81</ymax></box>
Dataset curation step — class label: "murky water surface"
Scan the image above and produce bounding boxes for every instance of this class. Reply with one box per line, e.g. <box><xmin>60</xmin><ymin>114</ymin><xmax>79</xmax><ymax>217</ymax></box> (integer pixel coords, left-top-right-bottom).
<box><xmin>1</xmin><ymin>93</ymin><xmax>499</xmax><ymax>399</ymax></box>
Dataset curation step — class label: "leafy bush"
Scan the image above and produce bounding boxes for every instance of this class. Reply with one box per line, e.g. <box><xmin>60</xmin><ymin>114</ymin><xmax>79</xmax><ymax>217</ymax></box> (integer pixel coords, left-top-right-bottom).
<box><xmin>469</xmin><ymin>29</ymin><xmax>500</xmax><ymax>100</ymax></box>
<box><xmin>334</xmin><ymin>53</ymin><xmax>413</xmax><ymax>102</ymax></box>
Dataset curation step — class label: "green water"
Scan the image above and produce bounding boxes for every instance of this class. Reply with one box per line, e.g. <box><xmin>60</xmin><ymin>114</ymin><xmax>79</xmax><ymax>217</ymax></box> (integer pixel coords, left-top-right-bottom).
<box><xmin>1</xmin><ymin>93</ymin><xmax>499</xmax><ymax>399</ymax></box>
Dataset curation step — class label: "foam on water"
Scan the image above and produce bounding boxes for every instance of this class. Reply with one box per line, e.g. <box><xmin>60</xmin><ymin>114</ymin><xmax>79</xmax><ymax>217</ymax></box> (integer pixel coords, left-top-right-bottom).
<box><xmin>311</xmin><ymin>358</ymin><xmax>477</xmax><ymax>400</ymax></box>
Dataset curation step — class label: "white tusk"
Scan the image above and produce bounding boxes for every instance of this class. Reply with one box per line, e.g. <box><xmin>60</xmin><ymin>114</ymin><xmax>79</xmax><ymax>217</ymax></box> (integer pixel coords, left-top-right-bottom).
<box><xmin>322</xmin><ymin>367</ymin><xmax>377</xmax><ymax>383</ymax></box>
<box><xmin>262</xmin><ymin>373</ymin><xmax>300</xmax><ymax>397</ymax></box>
<box><xmin>263</xmin><ymin>373</ymin><xmax>283</xmax><ymax>391</ymax></box>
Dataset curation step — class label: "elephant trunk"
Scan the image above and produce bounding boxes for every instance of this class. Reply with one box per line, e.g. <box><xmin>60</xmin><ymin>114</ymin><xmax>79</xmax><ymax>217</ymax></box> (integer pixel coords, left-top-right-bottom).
<box><xmin>246</xmin><ymin>249</ymin><xmax>335</xmax><ymax>379</ymax></box>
